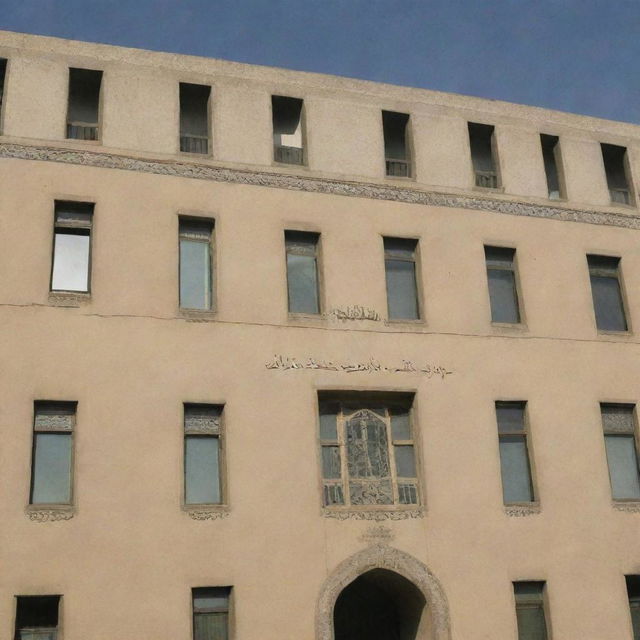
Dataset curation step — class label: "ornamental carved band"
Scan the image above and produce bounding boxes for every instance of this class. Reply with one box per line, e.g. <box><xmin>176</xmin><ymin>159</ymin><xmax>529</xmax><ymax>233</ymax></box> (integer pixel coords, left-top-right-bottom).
<box><xmin>27</xmin><ymin>509</ymin><xmax>74</xmax><ymax>522</ymax></box>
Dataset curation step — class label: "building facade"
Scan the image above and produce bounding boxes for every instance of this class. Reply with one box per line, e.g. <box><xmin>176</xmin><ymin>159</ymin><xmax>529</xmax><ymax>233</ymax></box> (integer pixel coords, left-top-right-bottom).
<box><xmin>1</xmin><ymin>29</ymin><xmax>640</xmax><ymax>640</ymax></box>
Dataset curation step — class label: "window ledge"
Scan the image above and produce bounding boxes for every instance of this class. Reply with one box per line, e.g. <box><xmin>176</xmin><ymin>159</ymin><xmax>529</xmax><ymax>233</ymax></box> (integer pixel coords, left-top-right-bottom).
<box><xmin>490</xmin><ymin>322</ymin><xmax>528</xmax><ymax>332</ymax></box>
<box><xmin>596</xmin><ymin>329</ymin><xmax>633</xmax><ymax>338</ymax></box>
<box><xmin>183</xmin><ymin>505</ymin><xmax>230</xmax><ymax>520</ymax></box>
<box><xmin>48</xmin><ymin>291</ymin><xmax>91</xmax><ymax>307</ymax></box>
<box><xmin>179</xmin><ymin>308</ymin><xmax>217</xmax><ymax>322</ymax></box>
<box><xmin>473</xmin><ymin>185</ymin><xmax>505</xmax><ymax>194</ymax></box>
<box><xmin>613</xmin><ymin>501</ymin><xmax>640</xmax><ymax>513</ymax></box>
<box><xmin>505</xmin><ymin>503</ymin><xmax>540</xmax><ymax>517</ymax></box>
<box><xmin>323</xmin><ymin>507</ymin><xmax>424</xmax><ymax>521</ymax></box>
<box><xmin>26</xmin><ymin>505</ymin><xmax>75</xmax><ymax>522</ymax></box>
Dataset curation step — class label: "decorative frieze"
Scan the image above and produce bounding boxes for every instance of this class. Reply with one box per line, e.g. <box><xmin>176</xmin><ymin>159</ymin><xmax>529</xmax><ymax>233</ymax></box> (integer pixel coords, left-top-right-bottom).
<box><xmin>27</xmin><ymin>508</ymin><xmax>74</xmax><ymax>522</ymax></box>
<box><xmin>186</xmin><ymin>508</ymin><xmax>230</xmax><ymax>520</ymax></box>
<box><xmin>505</xmin><ymin>503</ymin><xmax>541</xmax><ymax>517</ymax></box>
<box><xmin>323</xmin><ymin>508</ymin><xmax>424</xmax><ymax>521</ymax></box>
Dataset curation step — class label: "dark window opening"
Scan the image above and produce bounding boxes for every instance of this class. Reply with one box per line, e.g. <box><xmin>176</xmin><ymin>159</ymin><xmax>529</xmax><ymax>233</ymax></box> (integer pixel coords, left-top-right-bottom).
<box><xmin>15</xmin><ymin>595</ymin><xmax>60</xmax><ymax>640</ymax></box>
<box><xmin>601</xmin><ymin>404</ymin><xmax>640</xmax><ymax>500</ymax></box>
<box><xmin>0</xmin><ymin>58</ymin><xmax>7</xmax><ymax>111</ymax></box>
<box><xmin>285</xmin><ymin>230</ymin><xmax>320</xmax><ymax>314</ymax></box>
<box><xmin>587</xmin><ymin>254</ymin><xmax>627</xmax><ymax>332</ymax></box>
<box><xmin>382</xmin><ymin>110</ymin><xmax>411</xmax><ymax>178</ymax></box>
<box><xmin>602</xmin><ymin>143</ymin><xmax>633</xmax><ymax>205</ymax></box>
<box><xmin>384</xmin><ymin>237</ymin><xmax>420</xmax><ymax>320</ymax></box>
<box><xmin>540</xmin><ymin>134</ymin><xmax>562</xmax><ymax>199</ymax></box>
<box><xmin>272</xmin><ymin>95</ymin><xmax>304</xmax><ymax>165</ymax></box>
<box><xmin>485</xmin><ymin>246</ymin><xmax>520</xmax><ymax>324</ymax></box>
<box><xmin>626</xmin><ymin>575</ymin><xmax>640</xmax><ymax>640</ymax></box>
<box><xmin>334</xmin><ymin>569</ymin><xmax>427</xmax><ymax>640</ymax></box>
<box><xmin>180</xmin><ymin>83</ymin><xmax>211</xmax><ymax>154</ymax></box>
<box><xmin>469</xmin><ymin>122</ymin><xmax>498</xmax><ymax>188</ymax></box>
<box><xmin>66</xmin><ymin>68</ymin><xmax>102</xmax><ymax>141</ymax></box>
<box><xmin>513</xmin><ymin>582</ymin><xmax>548</xmax><ymax>640</ymax></box>
<box><xmin>192</xmin><ymin>587</ymin><xmax>230</xmax><ymax>640</ymax></box>
<box><xmin>179</xmin><ymin>218</ymin><xmax>214</xmax><ymax>311</ymax></box>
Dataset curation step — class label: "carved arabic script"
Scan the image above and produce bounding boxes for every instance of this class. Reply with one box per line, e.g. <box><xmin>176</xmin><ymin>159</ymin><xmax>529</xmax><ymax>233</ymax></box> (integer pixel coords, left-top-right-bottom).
<box><xmin>329</xmin><ymin>306</ymin><xmax>381</xmax><ymax>322</ymax></box>
<box><xmin>265</xmin><ymin>355</ymin><xmax>453</xmax><ymax>378</ymax></box>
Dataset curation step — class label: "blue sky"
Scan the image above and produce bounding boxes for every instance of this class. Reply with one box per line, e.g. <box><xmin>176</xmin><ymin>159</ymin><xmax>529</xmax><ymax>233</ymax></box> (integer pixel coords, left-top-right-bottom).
<box><xmin>1</xmin><ymin>0</ymin><xmax>639</xmax><ymax>123</ymax></box>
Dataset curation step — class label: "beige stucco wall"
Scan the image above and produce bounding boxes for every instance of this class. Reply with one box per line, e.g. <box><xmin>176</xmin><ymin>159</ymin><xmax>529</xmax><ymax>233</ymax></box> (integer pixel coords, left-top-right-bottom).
<box><xmin>1</xmin><ymin>29</ymin><xmax>640</xmax><ymax>640</ymax></box>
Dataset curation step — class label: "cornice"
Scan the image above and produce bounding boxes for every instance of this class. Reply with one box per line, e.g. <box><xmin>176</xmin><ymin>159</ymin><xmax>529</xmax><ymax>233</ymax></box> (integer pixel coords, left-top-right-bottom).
<box><xmin>2</xmin><ymin>142</ymin><xmax>640</xmax><ymax>230</ymax></box>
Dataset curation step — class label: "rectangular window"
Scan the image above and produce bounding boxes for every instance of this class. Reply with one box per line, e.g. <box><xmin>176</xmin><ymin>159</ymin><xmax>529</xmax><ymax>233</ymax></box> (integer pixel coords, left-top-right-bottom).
<box><xmin>272</xmin><ymin>95</ymin><xmax>304</xmax><ymax>165</ymax></box>
<box><xmin>540</xmin><ymin>134</ymin><xmax>563</xmax><ymax>200</ymax></box>
<box><xmin>30</xmin><ymin>402</ymin><xmax>75</xmax><ymax>505</ymax></box>
<box><xmin>626</xmin><ymin>575</ymin><xmax>640</xmax><ymax>640</ymax></box>
<box><xmin>602</xmin><ymin>143</ymin><xmax>634</xmax><ymax>205</ymax></box>
<box><xmin>184</xmin><ymin>404</ymin><xmax>223</xmax><ymax>505</ymax></box>
<box><xmin>179</xmin><ymin>82</ymin><xmax>211</xmax><ymax>154</ymax></box>
<box><xmin>179</xmin><ymin>218</ymin><xmax>214</xmax><ymax>311</ymax></box>
<box><xmin>485</xmin><ymin>246</ymin><xmax>520</xmax><ymax>324</ymax></box>
<box><xmin>469</xmin><ymin>122</ymin><xmax>499</xmax><ymax>188</ymax></box>
<box><xmin>601</xmin><ymin>404</ymin><xmax>640</xmax><ymax>500</ymax></box>
<box><xmin>15</xmin><ymin>595</ymin><xmax>61</xmax><ymax>640</ymax></box>
<box><xmin>496</xmin><ymin>401</ymin><xmax>534</xmax><ymax>503</ymax></box>
<box><xmin>382</xmin><ymin>110</ymin><xmax>411</xmax><ymax>178</ymax></box>
<box><xmin>0</xmin><ymin>58</ymin><xmax>7</xmax><ymax>113</ymax></box>
<box><xmin>66</xmin><ymin>67</ymin><xmax>102</xmax><ymax>140</ymax></box>
<box><xmin>513</xmin><ymin>582</ymin><xmax>548</xmax><ymax>640</ymax></box>
<box><xmin>50</xmin><ymin>201</ymin><xmax>93</xmax><ymax>293</ymax></box>
<box><xmin>285</xmin><ymin>230</ymin><xmax>320</xmax><ymax>314</ymax></box>
<box><xmin>192</xmin><ymin>587</ymin><xmax>231</xmax><ymax>640</ymax></box>
<box><xmin>384</xmin><ymin>237</ymin><xmax>420</xmax><ymax>321</ymax></box>
<box><xmin>587</xmin><ymin>255</ymin><xmax>628</xmax><ymax>332</ymax></box>
<box><xmin>318</xmin><ymin>392</ymin><xmax>419</xmax><ymax>509</ymax></box>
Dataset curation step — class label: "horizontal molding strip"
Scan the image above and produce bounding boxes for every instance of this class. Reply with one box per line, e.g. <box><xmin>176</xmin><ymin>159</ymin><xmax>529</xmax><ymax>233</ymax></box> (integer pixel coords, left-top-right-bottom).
<box><xmin>2</xmin><ymin>142</ymin><xmax>640</xmax><ymax>230</ymax></box>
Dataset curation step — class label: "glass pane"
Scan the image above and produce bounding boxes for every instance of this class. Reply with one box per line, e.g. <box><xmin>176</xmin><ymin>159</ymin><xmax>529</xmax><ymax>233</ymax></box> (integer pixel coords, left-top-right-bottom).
<box><xmin>516</xmin><ymin>605</ymin><xmax>548</xmax><ymax>640</ymax></box>
<box><xmin>51</xmin><ymin>231</ymin><xmax>90</xmax><ymax>291</ymax></box>
<box><xmin>193</xmin><ymin>588</ymin><xmax>229</xmax><ymax>611</ymax></box>
<box><xmin>488</xmin><ymin>268</ymin><xmax>520</xmax><ymax>323</ymax></box>
<box><xmin>496</xmin><ymin>402</ymin><xmax>526</xmax><ymax>433</ymax></box>
<box><xmin>286</xmin><ymin>253</ymin><xmax>318</xmax><ymax>313</ymax></box>
<box><xmin>383</xmin><ymin>237</ymin><xmax>416</xmax><ymax>258</ymax></box>
<box><xmin>385</xmin><ymin>259</ymin><xmax>419</xmax><ymax>320</ymax></box>
<box><xmin>194</xmin><ymin>612</ymin><xmax>228</xmax><ymax>640</ymax></box>
<box><xmin>590</xmin><ymin>275</ymin><xmax>627</xmax><ymax>331</ymax></box>
<box><xmin>604</xmin><ymin>435</ymin><xmax>640</xmax><ymax>499</ymax></box>
<box><xmin>390</xmin><ymin>411</ymin><xmax>411</xmax><ymax>440</ymax></box>
<box><xmin>346</xmin><ymin>410</ymin><xmax>390</xmax><ymax>478</ymax></box>
<box><xmin>485</xmin><ymin>246</ymin><xmax>515</xmax><ymax>268</ymax></box>
<box><xmin>185</xmin><ymin>437</ymin><xmax>220</xmax><ymax>504</ymax></box>
<box><xmin>322</xmin><ymin>446</ymin><xmax>341</xmax><ymax>479</ymax></box>
<box><xmin>31</xmin><ymin>433</ymin><xmax>72</xmax><ymax>503</ymax></box>
<box><xmin>180</xmin><ymin>239</ymin><xmax>211</xmax><ymax>310</ymax></box>
<box><xmin>630</xmin><ymin>601</ymin><xmax>640</xmax><ymax>640</ymax></box>
<box><xmin>499</xmin><ymin>436</ymin><xmax>534</xmax><ymax>503</ymax></box>
<box><xmin>319</xmin><ymin>408</ymin><xmax>337</xmax><ymax>440</ymax></box>
<box><xmin>394</xmin><ymin>445</ymin><xmax>416</xmax><ymax>477</ymax></box>
<box><xmin>18</xmin><ymin>631</ymin><xmax>57</xmax><ymax>640</ymax></box>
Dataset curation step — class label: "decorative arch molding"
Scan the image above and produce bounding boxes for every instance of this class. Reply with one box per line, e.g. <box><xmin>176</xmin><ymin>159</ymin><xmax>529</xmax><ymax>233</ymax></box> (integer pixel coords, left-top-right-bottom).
<box><xmin>316</xmin><ymin>545</ymin><xmax>451</xmax><ymax>640</ymax></box>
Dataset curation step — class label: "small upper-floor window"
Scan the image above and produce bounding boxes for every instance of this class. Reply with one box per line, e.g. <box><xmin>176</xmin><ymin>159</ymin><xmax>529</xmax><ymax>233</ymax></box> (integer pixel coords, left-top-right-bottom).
<box><xmin>272</xmin><ymin>95</ymin><xmax>304</xmax><ymax>165</ymax></box>
<box><xmin>179</xmin><ymin>218</ymin><xmax>214</xmax><ymax>311</ymax></box>
<box><xmin>66</xmin><ymin>67</ymin><xmax>102</xmax><ymax>141</ymax></box>
<box><xmin>192</xmin><ymin>587</ymin><xmax>231</xmax><ymax>640</ymax></box>
<box><xmin>382</xmin><ymin>110</ymin><xmax>411</xmax><ymax>178</ymax></box>
<box><xmin>384</xmin><ymin>237</ymin><xmax>420</xmax><ymax>320</ymax></box>
<box><xmin>468</xmin><ymin>122</ymin><xmax>499</xmax><ymax>188</ymax></box>
<box><xmin>496</xmin><ymin>401</ymin><xmax>535</xmax><ymax>504</ymax></box>
<box><xmin>30</xmin><ymin>402</ymin><xmax>75</xmax><ymax>505</ymax></box>
<box><xmin>601</xmin><ymin>403</ymin><xmax>640</xmax><ymax>501</ymax></box>
<box><xmin>513</xmin><ymin>582</ymin><xmax>548</xmax><ymax>640</ymax></box>
<box><xmin>50</xmin><ymin>201</ymin><xmax>93</xmax><ymax>293</ymax></box>
<box><xmin>0</xmin><ymin>58</ymin><xmax>7</xmax><ymax>112</ymax></box>
<box><xmin>318</xmin><ymin>391</ymin><xmax>420</xmax><ymax>510</ymax></box>
<box><xmin>15</xmin><ymin>595</ymin><xmax>61</xmax><ymax>640</ymax></box>
<box><xmin>184</xmin><ymin>404</ymin><xmax>224</xmax><ymax>506</ymax></box>
<box><xmin>601</xmin><ymin>143</ymin><xmax>634</xmax><ymax>206</ymax></box>
<box><xmin>587</xmin><ymin>254</ymin><xmax>628</xmax><ymax>332</ymax></box>
<box><xmin>626</xmin><ymin>575</ymin><xmax>640</xmax><ymax>640</ymax></box>
<box><xmin>179</xmin><ymin>82</ymin><xmax>211</xmax><ymax>154</ymax></box>
<box><xmin>484</xmin><ymin>246</ymin><xmax>521</xmax><ymax>324</ymax></box>
<box><xmin>540</xmin><ymin>134</ymin><xmax>563</xmax><ymax>200</ymax></box>
<box><xmin>285</xmin><ymin>230</ymin><xmax>320</xmax><ymax>314</ymax></box>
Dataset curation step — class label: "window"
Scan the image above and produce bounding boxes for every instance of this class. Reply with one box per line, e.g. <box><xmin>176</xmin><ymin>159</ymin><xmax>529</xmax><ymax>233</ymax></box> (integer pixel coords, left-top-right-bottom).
<box><xmin>184</xmin><ymin>404</ymin><xmax>224</xmax><ymax>505</ymax></box>
<box><xmin>485</xmin><ymin>246</ymin><xmax>521</xmax><ymax>324</ymax></box>
<box><xmin>468</xmin><ymin>122</ymin><xmax>499</xmax><ymax>188</ymax></box>
<box><xmin>540</xmin><ymin>134</ymin><xmax>563</xmax><ymax>199</ymax></box>
<box><xmin>285</xmin><ymin>230</ymin><xmax>320</xmax><ymax>314</ymax></box>
<box><xmin>192</xmin><ymin>587</ymin><xmax>231</xmax><ymax>640</ymax></box>
<box><xmin>626</xmin><ymin>575</ymin><xmax>640</xmax><ymax>640</ymax></box>
<box><xmin>30</xmin><ymin>402</ymin><xmax>75</xmax><ymax>505</ymax></box>
<box><xmin>50</xmin><ymin>201</ymin><xmax>93</xmax><ymax>293</ymax></box>
<box><xmin>382</xmin><ymin>110</ymin><xmax>411</xmax><ymax>177</ymax></box>
<box><xmin>601</xmin><ymin>143</ymin><xmax>634</xmax><ymax>205</ymax></box>
<box><xmin>272</xmin><ymin>95</ymin><xmax>304</xmax><ymax>165</ymax></box>
<box><xmin>513</xmin><ymin>582</ymin><xmax>548</xmax><ymax>640</ymax></box>
<box><xmin>14</xmin><ymin>596</ymin><xmax>61</xmax><ymax>640</ymax></box>
<box><xmin>496</xmin><ymin>402</ymin><xmax>534</xmax><ymax>503</ymax></box>
<box><xmin>66</xmin><ymin>68</ymin><xmax>102</xmax><ymax>140</ymax></box>
<box><xmin>318</xmin><ymin>392</ymin><xmax>419</xmax><ymax>509</ymax></box>
<box><xmin>179</xmin><ymin>218</ymin><xmax>214</xmax><ymax>311</ymax></box>
<box><xmin>179</xmin><ymin>82</ymin><xmax>211</xmax><ymax>154</ymax></box>
<box><xmin>601</xmin><ymin>404</ymin><xmax>640</xmax><ymax>500</ymax></box>
<box><xmin>0</xmin><ymin>58</ymin><xmax>7</xmax><ymax>112</ymax></box>
<box><xmin>587</xmin><ymin>255</ymin><xmax>628</xmax><ymax>332</ymax></box>
<box><xmin>384</xmin><ymin>237</ymin><xmax>420</xmax><ymax>320</ymax></box>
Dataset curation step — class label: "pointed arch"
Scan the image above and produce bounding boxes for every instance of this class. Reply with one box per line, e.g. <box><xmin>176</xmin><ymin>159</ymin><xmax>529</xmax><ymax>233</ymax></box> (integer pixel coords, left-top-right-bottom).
<box><xmin>316</xmin><ymin>545</ymin><xmax>451</xmax><ymax>640</ymax></box>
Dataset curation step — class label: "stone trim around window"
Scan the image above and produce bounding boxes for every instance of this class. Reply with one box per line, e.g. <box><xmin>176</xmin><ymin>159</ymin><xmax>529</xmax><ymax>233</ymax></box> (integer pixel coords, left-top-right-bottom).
<box><xmin>2</xmin><ymin>142</ymin><xmax>640</xmax><ymax>231</ymax></box>
<box><xmin>322</xmin><ymin>507</ymin><xmax>425</xmax><ymax>521</ymax></box>
<box><xmin>26</xmin><ymin>505</ymin><xmax>75</xmax><ymax>522</ymax></box>
<box><xmin>505</xmin><ymin>503</ymin><xmax>541</xmax><ymax>517</ymax></box>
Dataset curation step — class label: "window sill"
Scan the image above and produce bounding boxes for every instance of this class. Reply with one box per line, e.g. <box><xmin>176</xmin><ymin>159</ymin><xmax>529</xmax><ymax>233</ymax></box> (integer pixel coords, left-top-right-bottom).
<box><xmin>322</xmin><ymin>506</ymin><xmax>424</xmax><ymax>521</ymax></box>
<box><xmin>179</xmin><ymin>308</ymin><xmax>217</xmax><ymax>322</ymax></box>
<box><xmin>179</xmin><ymin>150</ymin><xmax>212</xmax><ymax>158</ymax></box>
<box><xmin>183</xmin><ymin>505</ymin><xmax>230</xmax><ymax>520</ymax></box>
<box><xmin>490</xmin><ymin>321</ymin><xmax>528</xmax><ymax>332</ymax></box>
<box><xmin>288</xmin><ymin>312</ymin><xmax>326</xmax><ymax>323</ymax></box>
<box><xmin>65</xmin><ymin>137</ymin><xmax>101</xmax><ymax>145</ymax></box>
<box><xmin>26</xmin><ymin>504</ymin><xmax>75</xmax><ymax>522</ymax></box>
<box><xmin>613</xmin><ymin>501</ymin><xmax>640</xmax><ymax>513</ymax></box>
<box><xmin>505</xmin><ymin>503</ymin><xmax>540</xmax><ymax>517</ymax></box>
<box><xmin>49</xmin><ymin>291</ymin><xmax>91</xmax><ymax>307</ymax></box>
<box><xmin>385</xmin><ymin>318</ymin><xmax>424</xmax><ymax>326</ymax></box>
<box><xmin>385</xmin><ymin>174</ymin><xmax>415</xmax><ymax>182</ymax></box>
<box><xmin>473</xmin><ymin>185</ymin><xmax>505</xmax><ymax>194</ymax></box>
<box><xmin>596</xmin><ymin>329</ymin><xmax>633</xmax><ymax>338</ymax></box>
